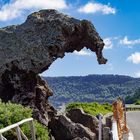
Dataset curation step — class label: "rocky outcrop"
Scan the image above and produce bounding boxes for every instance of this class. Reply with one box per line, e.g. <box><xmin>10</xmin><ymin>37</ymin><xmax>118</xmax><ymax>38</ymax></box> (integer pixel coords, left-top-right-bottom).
<box><xmin>49</xmin><ymin>115</ymin><xmax>96</xmax><ymax>140</ymax></box>
<box><xmin>72</xmin><ymin>138</ymin><xmax>90</xmax><ymax>140</ymax></box>
<box><xmin>66</xmin><ymin>109</ymin><xmax>99</xmax><ymax>135</ymax></box>
<box><xmin>0</xmin><ymin>9</ymin><xmax>107</xmax><ymax>125</ymax></box>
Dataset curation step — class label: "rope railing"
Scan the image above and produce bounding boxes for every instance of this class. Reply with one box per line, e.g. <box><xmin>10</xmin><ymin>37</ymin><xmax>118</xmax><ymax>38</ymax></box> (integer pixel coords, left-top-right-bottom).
<box><xmin>0</xmin><ymin>118</ymin><xmax>36</xmax><ymax>140</ymax></box>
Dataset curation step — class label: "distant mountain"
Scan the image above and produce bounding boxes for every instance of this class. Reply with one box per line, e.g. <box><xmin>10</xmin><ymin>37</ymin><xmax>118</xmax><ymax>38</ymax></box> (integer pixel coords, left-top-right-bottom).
<box><xmin>125</xmin><ymin>88</ymin><xmax>140</xmax><ymax>104</ymax></box>
<box><xmin>43</xmin><ymin>75</ymin><xmax>140</xmax><ymax>107</ymax></box>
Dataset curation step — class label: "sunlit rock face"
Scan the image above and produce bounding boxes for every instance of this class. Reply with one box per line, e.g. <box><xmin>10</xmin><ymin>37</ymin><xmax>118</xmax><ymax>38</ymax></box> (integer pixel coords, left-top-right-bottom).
<box><xmin>0</xmin><ymin>9</ymin><xmax>107</xmax><ymax>125</ymax></box>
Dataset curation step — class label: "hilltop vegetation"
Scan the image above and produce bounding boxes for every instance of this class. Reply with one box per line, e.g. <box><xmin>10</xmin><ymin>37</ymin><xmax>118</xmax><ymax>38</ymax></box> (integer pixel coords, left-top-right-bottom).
<box><xmin>44</xmin><ymin>75</ymin><xmax>140</xmax><ymax>107</ymax></box>
<box><xmin>66</xmin><ymin>102</ymin><xmax>112</xmax><ymax>116</ymax></box>
<box><xmin>125</xmin><ymin>88</ymin><xmax>140</xmax><ymax>104</ymax></box>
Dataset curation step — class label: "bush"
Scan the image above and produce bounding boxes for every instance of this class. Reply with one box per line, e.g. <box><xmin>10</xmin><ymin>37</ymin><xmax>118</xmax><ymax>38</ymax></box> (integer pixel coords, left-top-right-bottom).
<box><xmin>135</xmin><ymin>99</ymin><xmax>140</xmax><ymax>105</ymax></box>
<box><xmin>66</xmin><ymin>102</ymin><xmax>112</xmax><ymax>116</ymax></box>
<box><xmin>0</xmin><ymin>101</ymin><xmax>50</xmax><ymax>140</ymax></box>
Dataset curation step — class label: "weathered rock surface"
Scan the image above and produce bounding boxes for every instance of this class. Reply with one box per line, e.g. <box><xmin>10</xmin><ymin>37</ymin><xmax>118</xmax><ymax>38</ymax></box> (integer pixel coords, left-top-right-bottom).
<box><xmin>66</xmin><ymin>109</ymin><xmax>99</xmax><ymax>135</ymax></box>
<box><xmin>72</xmin><ymin>137</ymin><xmax>90</xmax><ymax>140</ymax></box>
<box><xmin>103</xmin><ymin>127</ymin><xmax>111</xmax><ymax>140</ymax></box>
<box><xmin>49</xmin><ymin>115</ymin><xmax>96</xmax><ymax>140</ymax></box>
<box><xmin>0</xmin><ymin>9</ymin><xmax>107</xmax><ymax>125</ymax></box>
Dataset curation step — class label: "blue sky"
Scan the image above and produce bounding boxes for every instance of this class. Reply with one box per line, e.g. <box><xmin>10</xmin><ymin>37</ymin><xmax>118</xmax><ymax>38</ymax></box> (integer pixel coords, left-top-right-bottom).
<box><xmin>0</xmin><ymin>0</ymin><xmax>140</xmax><ymax>77</ymax></box>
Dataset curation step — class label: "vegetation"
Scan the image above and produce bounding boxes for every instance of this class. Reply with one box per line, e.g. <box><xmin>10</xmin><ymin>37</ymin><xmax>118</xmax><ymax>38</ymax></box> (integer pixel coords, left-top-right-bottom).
<box><xmin>0</xmin><ymin>101</ymin><xmax>50</xmax><ymax>140</ymax></box>
<box><xmin>66</xmin><ymin>102</ymin><xmax>112</xmax><ymax>116</ymax></box>
<box><xmin>125</xmin><ymin>88</ymin><xmax>140</xmax><ymax>104</ymax></box>
<box><xmin>44</xmin><ymin>75</ymin><xmax>140</xmax><ymax>107</ymax></box>
<box><xmin>135</xmin><ymin>100</ymin><xmax>140</xmax><ymax>105</ymax></box>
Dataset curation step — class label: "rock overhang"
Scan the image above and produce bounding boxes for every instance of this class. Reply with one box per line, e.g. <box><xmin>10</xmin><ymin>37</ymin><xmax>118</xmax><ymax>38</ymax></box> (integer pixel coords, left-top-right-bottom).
<box><xmin>0</xmin><ymin>9</ymin><xmax>107</xmax><ymax>76</ymax></box>
<box><xmin>0</xmin><ymin>9</ymin><xmax>107</xmax><ymax>125</ymax></box>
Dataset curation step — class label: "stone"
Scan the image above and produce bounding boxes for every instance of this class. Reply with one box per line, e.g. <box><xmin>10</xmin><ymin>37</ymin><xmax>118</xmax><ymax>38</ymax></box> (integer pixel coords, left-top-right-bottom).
<box><xmin>103</xmin><ymin>127</ymin><xmax>111</xmax><ymax>140</ymax></box>
<box><xmin>105</xmin><ymin>116</ymin><xmax>112</xmax><ymax>128</ymax></box>
<box><xmin>0</xmin><ymin>9</ymin><xmax>107</xmax><ymax>125</ymax></box>
<box><xmin>72</xmin><ymin>137</ymin><xmax>90</xmax><ymax>140</ymax></box>
<box><xmin>48</xmin><ymin>115</ymin><xmax>96</xmax><ymax>140</ymax></box>
<box><xmin>66</xmin><ymin>108</ymin><xmax>99</xmax><ymax>135</ymax></box>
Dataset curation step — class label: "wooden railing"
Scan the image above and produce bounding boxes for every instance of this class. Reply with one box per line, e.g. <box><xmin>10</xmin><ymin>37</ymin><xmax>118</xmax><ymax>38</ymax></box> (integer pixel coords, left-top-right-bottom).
<box><xmin>0</xmin><ymin>118</ymin><xmax>36</xmax><ymax>140</ymax></box>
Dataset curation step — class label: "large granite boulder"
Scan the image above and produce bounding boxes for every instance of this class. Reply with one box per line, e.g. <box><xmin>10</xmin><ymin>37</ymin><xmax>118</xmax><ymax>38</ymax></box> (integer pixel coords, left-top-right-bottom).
<box><xmin>48</xmin><ymin>115</ymin><xmax>96</xmax><ymax>140</ymax></box>
<box><xmin>0</xmin><ymin>9</ymin><xmax>107</xmax><ymax>125</ymax></box>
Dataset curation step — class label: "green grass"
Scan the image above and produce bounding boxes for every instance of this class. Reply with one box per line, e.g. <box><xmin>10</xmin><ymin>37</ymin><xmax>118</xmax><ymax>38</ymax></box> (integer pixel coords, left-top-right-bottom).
<box><xmin>66</xmin><ymin>102</ymin><xmax>112</xmax><ymax>116</ymax></box>
<box><xmin>0</xmin><ymin>100</ymin><xmax>50</xmax><ymax>140</ymax></box>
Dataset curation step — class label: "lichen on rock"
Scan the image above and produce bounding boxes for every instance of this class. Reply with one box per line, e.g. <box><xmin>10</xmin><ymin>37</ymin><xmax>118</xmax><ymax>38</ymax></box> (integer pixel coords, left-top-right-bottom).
<box><xmin>0</xmin><ymin>9</ymin><xmax>107</xmax><ymax>126</ymax></box>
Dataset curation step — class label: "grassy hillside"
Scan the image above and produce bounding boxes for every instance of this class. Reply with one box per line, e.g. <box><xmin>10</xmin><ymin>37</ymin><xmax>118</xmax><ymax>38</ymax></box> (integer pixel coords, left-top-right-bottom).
<box><xmin>125</xmin><ymin>88</ymin><xmax>140</xmax><ymax>104</ymax></box>
<box><xmin>66</xmin><ymin>102</ymin><xmax>112</xmax><ymax>116</ymax></box>
<box><xmin>43</xmin><ymin>74</ymin><xmax>140</xmax><ymax>107</ymax></box>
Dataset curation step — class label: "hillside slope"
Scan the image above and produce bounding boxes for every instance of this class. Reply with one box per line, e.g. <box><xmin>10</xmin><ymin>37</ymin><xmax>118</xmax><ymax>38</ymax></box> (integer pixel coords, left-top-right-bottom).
<box><xmin>43</xmin><ymin>75</ymin><xmax>140</xmax><ymax>107</ymax></box>
<box><xmin>125</xmin><ymin>88</ymin><xmax>140</xmax><ymax>104</ymax></box>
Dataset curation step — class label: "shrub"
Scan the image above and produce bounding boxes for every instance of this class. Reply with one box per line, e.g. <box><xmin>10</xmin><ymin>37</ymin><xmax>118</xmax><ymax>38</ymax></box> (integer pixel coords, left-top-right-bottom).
<box><xmin>135</xmin><ymin>99</ymin><xmax>140</xmax><ymax>105</ymax></box>
<box><xmin>66</xmin><ymin>102</ymin><xmax>112</xmax><ymax>116</ymax></box>
<box><xmin>0</xmin><ymin>101</ymin><xmax>50</xmax><ymax>140</ymax></box>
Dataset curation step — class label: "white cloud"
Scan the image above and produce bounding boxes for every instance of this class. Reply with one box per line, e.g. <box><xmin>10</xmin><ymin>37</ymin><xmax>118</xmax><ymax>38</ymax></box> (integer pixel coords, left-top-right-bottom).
<box><xmin>103</xmin><ymin>38</ymin><xmax>113</xmax><ymax>49</ymax></box>
<box><xmin>120</xmin><ymin>36</ymin><xmax>140</xmax><ymax>47</ymax></box>
<box><xmin>135</xmin><ymin>71</ymin><xmax>140</xmax><ymax>78</ymax></box>
<box><xmin>127</xmin><ymin>52</ymin><xmax>140</xmax><ymax>64</ymax></box>
<box><xmin>0</xmin><ymin>0</ymin><xmax>68</xmax><ymax>21</ymax></box>
<box><xmin>78</xmin><ymin>2</ymin><xmax>116</xmax><ymax>15</ymax></box>
<box><xmin>74</xmin><ymin>50</ymin><xmax>92</xmax><ymax>56</ymax></box>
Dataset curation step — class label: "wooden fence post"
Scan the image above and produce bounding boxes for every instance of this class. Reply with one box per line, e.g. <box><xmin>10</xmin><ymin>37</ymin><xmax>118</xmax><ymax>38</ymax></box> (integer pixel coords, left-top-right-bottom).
<box><xmin>0</xmin><ymin>134</ymin><xmax>3</xmax><ymax>140</ymax></box>
<box><xmin>16</xmin><ymin>126</ymin><xmax>22</xmax><ymax>140</ymax></box>
<box><xmin>29</xmin><ymin>120</ymin><xmax>36</xmax><ymax>140</ymax></box>
<box><xmin>98</xmin><ymin>114</ymin><xmax>103</xmax><ymax>140</ymax></box>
